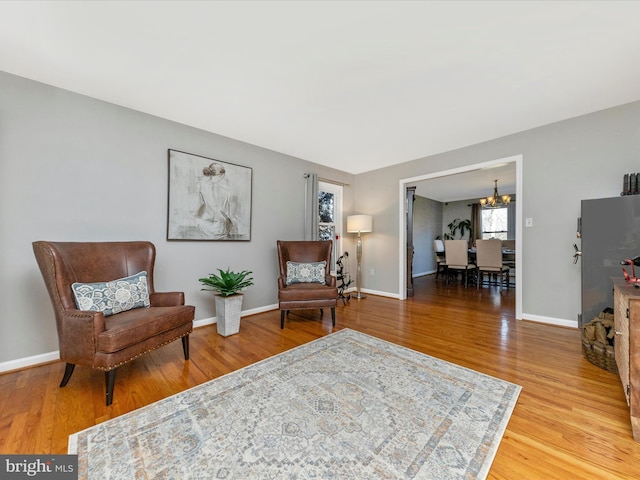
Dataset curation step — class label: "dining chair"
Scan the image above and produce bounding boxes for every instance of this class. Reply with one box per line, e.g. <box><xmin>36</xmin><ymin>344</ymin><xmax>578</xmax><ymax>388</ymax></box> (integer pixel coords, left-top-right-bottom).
<box><xmin>502</xmin><ymin>239</ymin><xmax>515</xmax><ymax>251</ymax></box>
<box><xmin>475</xmin><ymin>239</ymin><xmax>510</xmax><ymax>289</ymax></box>
<box><xmin>501</xmin><ymin>239</ymin><xmax>516</xmax><ymax>287</ymax></box>
<box><xmin>444</xmin><ymin>240</ymin><xmax>473</xmax><ymax>287</ymax></box>
<box><xmin>433</xmin><ymin>239</ymin><xmax>447</xmax><ymax>279</ymax></box>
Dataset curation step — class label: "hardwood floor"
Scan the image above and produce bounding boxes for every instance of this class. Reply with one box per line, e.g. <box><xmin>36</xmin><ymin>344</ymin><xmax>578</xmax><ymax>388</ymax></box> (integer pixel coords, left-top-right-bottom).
<box><xmin>2</xmin><ymin>275</ymin><xmax>640</xmax><ymax>478</ymax></box>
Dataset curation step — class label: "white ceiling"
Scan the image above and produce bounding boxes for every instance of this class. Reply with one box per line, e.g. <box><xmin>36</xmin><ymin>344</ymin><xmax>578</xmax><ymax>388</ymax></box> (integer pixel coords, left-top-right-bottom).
<box><xmin>412</xmin><ymin>163</ymin><xmax>516</xmax><ymax>203</ymax></box>
<box><xmin>1</xmin><ymin>1</ymin><xmax>639</xmax><ymax>176</ymax></box>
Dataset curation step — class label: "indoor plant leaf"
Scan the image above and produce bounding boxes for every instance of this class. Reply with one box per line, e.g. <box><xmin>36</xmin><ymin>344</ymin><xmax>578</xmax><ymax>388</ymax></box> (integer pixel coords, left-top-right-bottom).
<box><xmin>199</xmin><ymin>268</ymin><xmax>254</xmax><ymax>297</ymax></box>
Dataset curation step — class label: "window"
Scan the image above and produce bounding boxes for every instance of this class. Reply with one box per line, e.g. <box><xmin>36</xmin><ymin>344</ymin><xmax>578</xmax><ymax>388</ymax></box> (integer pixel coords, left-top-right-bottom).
<box><xmin>318</xmin><ymin>181</ymin><xmax>343</xmax><ymax>272</ymax></box>
<box><xmin>481</xmin><ymin>207</ymin><xmax>508</xmax><ymax>240</ymax></box>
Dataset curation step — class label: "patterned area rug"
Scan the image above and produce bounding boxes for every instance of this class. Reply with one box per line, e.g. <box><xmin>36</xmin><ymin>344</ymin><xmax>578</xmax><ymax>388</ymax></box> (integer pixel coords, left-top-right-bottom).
<box><xmin>69</xmin><ymin>329</ymin><xmax>521</xmax><ymax>479</ymax></box>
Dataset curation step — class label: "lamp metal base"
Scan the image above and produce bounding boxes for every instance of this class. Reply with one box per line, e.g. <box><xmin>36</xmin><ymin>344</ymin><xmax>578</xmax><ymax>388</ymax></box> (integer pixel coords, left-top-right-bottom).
<box><xmin>353</xmin><ymin>293</ymin><xmax>367</xmax><ymax>299</ymax></box>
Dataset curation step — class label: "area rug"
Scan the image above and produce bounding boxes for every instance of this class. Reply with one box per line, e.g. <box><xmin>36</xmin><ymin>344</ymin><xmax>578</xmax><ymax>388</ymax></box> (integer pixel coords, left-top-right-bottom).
<box><xmin>69</xmin><ymin>328</ymin><xmax>521</xmax><ymax>479</ymax></box>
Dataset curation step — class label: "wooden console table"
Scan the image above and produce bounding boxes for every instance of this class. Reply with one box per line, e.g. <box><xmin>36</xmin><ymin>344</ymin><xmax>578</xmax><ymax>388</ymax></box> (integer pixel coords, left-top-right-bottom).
<box><xmin>613</xmin><ymin>277</ymin><xmax>640</xmax><ymax>441</ymax></box>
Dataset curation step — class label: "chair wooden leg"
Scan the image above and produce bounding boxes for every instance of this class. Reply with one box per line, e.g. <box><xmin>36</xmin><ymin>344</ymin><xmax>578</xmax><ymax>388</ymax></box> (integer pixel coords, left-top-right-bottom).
<box><xmin>331</xmin><ymin>307</ymin><xmax>336</xmax><ymax>327</ymax></box>
<box><xmin>105</xmin><ymin>369</ymin><xmax>117</xmax><ymax>406</ymax></box>
<box><xmin>320</xmin><ymin>309</ymin><xmax>324</xmax><ymax>318</ymax></box>
<box><xmin>280</xmin><ymin>310</ymin><xmax>286</xmax><ymax>329</ymax></box>
<box><xmin>60</xmin><ymin>363</ymin><xmax>75</xmax><ymax>387</ymax></box>
<box><xmin>182</xmin><ymin>335</ymin><xmax>190</xmax><ymax>360</ymax></box>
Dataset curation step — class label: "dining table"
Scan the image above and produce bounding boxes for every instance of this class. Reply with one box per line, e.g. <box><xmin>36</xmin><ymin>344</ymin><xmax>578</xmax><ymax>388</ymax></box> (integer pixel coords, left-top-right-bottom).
<box><xmin>467</xmin><ymin>247</ymin><xmax>516</xmax><ymax>260</ymax></box>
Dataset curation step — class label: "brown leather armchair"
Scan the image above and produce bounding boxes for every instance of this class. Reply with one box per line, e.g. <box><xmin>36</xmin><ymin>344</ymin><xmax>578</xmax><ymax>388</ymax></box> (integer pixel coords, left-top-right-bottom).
<box><xmin>277</xmin><ymin>240</ymin><xmax>338</xmax><ymax>329</ymax></box>
<box><xmin>32</xmin><ymin>241</ymin><xmax>195</xmax><ymax>406</ymax></box>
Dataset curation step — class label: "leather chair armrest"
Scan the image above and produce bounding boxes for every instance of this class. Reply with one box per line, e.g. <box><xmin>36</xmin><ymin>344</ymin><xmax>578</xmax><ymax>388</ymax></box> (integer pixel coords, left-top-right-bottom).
<box><xmin>59</xmin><ymin>309</ymin><xmax>106</xmax><ymax>362</ymax></box>
<box><xmin>325</xmin><ymin>275</ymin><xmax>336</xmax><ymax>287</ymax></box>
<box><xmin>278</xmin><ymin>276</ymin><xmax>287</xmax><ymax>289</ymax></box>
<box><xmin>149</xmin><ymin>291</ymin><xmax>185</xmax><ymax>307</ymax></box>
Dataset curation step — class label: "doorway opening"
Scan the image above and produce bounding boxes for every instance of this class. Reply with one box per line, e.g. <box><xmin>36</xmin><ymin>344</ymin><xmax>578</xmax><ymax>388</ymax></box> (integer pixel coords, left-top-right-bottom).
<box><xmin>398</xmin><ymin>155</ymin><xmax>523</xmax><ymax>319</ymax></box>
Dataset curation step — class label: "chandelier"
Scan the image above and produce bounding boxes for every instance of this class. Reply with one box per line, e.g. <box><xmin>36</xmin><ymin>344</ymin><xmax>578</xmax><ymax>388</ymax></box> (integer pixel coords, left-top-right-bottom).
<box><xmin>479</xmin><ymin>179</ymin><xmax>511</xmax><ymax>208</ymax></box>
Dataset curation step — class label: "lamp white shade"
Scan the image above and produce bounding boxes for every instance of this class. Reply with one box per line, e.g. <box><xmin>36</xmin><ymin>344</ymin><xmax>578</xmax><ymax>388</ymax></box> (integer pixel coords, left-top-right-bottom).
<box><xmin>347</xmin><ymin>214</ymin><xmax>373</xmax><ymax>233</ymax></box>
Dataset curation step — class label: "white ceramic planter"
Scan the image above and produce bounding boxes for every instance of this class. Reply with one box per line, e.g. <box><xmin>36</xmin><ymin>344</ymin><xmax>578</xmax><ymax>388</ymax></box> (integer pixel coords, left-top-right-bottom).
<box><xmin>214</xmin><ymin>294</ymin><xmax>243</xmax><ymax>336</ymax></box>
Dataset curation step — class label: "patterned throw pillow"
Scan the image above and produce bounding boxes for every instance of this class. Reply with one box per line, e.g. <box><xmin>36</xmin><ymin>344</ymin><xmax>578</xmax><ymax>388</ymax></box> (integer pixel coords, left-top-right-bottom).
<box><xmin>71</xmin><ymin>271</ymin><xmax>150</xmax><ymax>316</ymax></box>
<box><xmin>286</xmin><ymin>261</ymin><xmax>327</xmax><ymax>285</ymax></box>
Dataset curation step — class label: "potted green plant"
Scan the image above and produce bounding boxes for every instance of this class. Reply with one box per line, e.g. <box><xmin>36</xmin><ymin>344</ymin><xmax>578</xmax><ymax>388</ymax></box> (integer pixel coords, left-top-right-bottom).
<box><xmin>437</xmin><ymin>218</ymin><xmax>474</xmax><ymax>241</ymax></box>
<box><xmin>199</xmin><ymin>268</ymin><xmax>254</xmax><ymax>336</ymax></box>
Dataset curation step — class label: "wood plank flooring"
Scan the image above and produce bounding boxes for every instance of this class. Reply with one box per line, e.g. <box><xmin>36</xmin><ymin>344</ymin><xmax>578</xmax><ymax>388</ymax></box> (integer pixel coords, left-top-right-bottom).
<box><xmin>2</xmin><ymin>275</ymin><xmax>640</xmax><ymax>478</ymax></box>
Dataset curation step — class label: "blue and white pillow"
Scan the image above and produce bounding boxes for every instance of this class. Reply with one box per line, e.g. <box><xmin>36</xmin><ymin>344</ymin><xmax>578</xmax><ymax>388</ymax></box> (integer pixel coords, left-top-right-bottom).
<box><xmin>72</xmin><ymin>271</ymin><xmax>150</xmax><ymax>316</ymax></box>
<box><xmin>286</xmin><ymin>261</ymin><xmax>326</xmax><ymax>285</ymax></box>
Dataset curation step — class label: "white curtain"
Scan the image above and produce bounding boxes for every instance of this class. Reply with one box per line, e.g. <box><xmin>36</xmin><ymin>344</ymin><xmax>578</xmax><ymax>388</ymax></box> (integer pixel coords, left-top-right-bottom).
<box><xmin>304</xmin><ymin>173</ymin><xmax>319</xmax><ymax>240</ymax></box>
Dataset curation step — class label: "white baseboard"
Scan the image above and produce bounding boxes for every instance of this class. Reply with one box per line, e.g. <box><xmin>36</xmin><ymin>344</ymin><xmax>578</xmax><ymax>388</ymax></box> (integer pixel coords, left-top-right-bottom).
<box><xmin>0</xmin><ymin>350</ymin><xmax>60</xmax><ymax>373</ymax></box>
<box><xmin>357</xmin><ymin>288</ymin><xmax>401</xmax><ymax>300</ymax></box>
<box><xmin>243</xmin><ymin>303</ymin><xmax>279</xmax><ymax>316</ymax></box>
<box><xmin>194</xmin><ymin>303</ymin><xmax>279</xmax><ymax>328</ymax></box>
<box><xmin>193</xmin><ymin>317</ymin><xmax>216</xmax><ymax>328</ymax></box>
<box><xmin>412</xmin><ymin>270</ymin><xmax>435</xmax><ymax>278</ymax></box>
<box><xmin>521</xmin><ymin>313</ymin><xmax>578</xmax><ymax>329</ymax></box>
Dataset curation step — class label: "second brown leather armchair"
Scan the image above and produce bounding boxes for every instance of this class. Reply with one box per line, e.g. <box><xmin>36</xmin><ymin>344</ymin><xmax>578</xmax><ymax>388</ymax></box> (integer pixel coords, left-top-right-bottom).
<box><xmin>277</xmin><ymin>240</ymin><xmax>338</xmax><ymax>329</ymax></box>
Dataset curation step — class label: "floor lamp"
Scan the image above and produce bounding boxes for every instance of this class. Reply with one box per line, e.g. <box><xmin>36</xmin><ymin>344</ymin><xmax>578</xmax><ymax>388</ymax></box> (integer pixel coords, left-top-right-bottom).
<box><xmin>347</xmin><ymin>214</ymin><xmax>373</xmax><ymax>299</ymax></box>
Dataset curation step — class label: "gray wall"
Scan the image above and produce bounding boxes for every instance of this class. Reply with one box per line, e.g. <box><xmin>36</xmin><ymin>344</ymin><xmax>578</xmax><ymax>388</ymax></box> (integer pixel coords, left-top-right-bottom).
<box><xmin>442</xmin><ymin>200</ymin><xmax>473</xmax><ymax>241</ymax></box>
<box><xmin>0</xmin><ymin>71</ymin><xmax>354</xmax><ymax>365</ymax></box>
<box><xmin>353</xmin><ymin>99</ymin><xmax>640</xmax><ymax>324</ymax></box>
<box><xmin>3</xmin><ymin>67</ymin><xmax>640</xmax><ymax>366</ymax></box>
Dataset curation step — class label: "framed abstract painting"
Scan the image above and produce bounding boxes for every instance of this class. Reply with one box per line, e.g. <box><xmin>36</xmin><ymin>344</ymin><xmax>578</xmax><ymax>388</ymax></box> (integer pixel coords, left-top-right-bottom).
<box><xmin>167</xmin><ymin>150</ymin><xmax>252</xmax><ymax>241</ymax></box>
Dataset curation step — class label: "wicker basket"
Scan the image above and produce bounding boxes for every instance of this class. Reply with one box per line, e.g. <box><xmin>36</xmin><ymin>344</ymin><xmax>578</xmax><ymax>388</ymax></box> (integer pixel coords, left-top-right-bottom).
<box><xmin>582</xmin><ymin>311</ymin><xmax>617</xmax><ymax>374</ymax></box>
<box><xmin>582</xmin><ymin>338</ymin><xmax>618</xmax><ymax>374</ymax></box>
